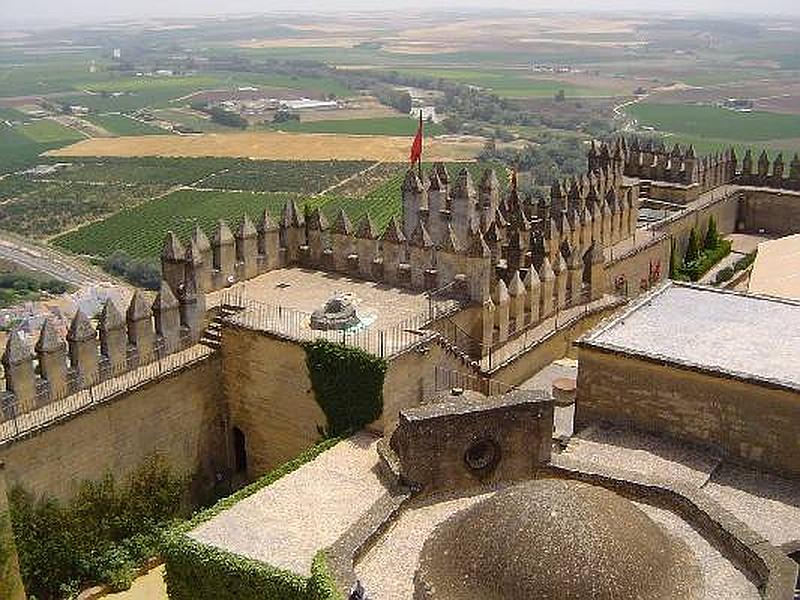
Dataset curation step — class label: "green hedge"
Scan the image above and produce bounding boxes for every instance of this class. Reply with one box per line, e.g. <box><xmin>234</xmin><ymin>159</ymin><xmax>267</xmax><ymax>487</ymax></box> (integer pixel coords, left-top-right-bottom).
<box><xmin>304</xmin><ymin>340</ymin><xmax>387</xmax><ymax>437</ymax></box>
<box><xmin>9</xmin><ymin>455</ymin><xmax>184</xmax><ymax>599</ymax></box>
<box><xmin>163</xmin><ymin>438</ymin><xmax>344</xmax><ymax>600</ymax></box>
<box><xmin>684</xmin><ymin>239</ymin><xmax>732</xmax><ymax>281</ymax></box>
<box><xmin>0</xmin><ymin>506</ymin><xmax>25</xmax><ymax>600</ymax></box>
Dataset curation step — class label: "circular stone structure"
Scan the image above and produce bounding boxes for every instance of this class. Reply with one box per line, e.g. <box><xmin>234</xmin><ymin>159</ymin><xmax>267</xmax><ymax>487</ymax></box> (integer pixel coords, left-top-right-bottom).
<box><xmin>310</xmin><ymin>293</ymin><xmax>360</xmax><ymax>331</ymax></box>
<box><xmin>414</xmin><ymin>479</ymin><xmax>702</xmax><ymax>600</ymax></box>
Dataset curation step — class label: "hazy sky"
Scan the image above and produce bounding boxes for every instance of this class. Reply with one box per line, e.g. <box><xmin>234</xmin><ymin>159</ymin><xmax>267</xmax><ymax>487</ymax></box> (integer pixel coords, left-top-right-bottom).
<box><xmin>5</xmin><ymin>0</ymin><xmax>800</xmax><ymax>26</ymax></box>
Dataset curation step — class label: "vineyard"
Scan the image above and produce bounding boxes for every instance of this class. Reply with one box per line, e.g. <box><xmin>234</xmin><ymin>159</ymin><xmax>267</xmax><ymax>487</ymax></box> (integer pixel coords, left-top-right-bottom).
<box><xmin>0</xmin><ymin>181</ymin><xmax>170</xmax><ymax>238</ymax></box>
<box><xmin>52</xmin><ymin>160</ymin><xmax>506</xmax><ymax>260</ymax></box>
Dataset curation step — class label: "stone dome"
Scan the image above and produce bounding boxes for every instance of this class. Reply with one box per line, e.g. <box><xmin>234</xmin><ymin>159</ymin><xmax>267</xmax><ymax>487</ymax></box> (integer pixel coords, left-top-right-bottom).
<box><xmin>414</xmin><ymin>479</ymin><xmax>702</xmax><ymax>600</ymax></box>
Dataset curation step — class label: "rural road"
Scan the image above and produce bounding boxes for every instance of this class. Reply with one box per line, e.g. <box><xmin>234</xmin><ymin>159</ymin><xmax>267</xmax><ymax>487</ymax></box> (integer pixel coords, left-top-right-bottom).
<box><xmin>0</xmin><ymin>231</ymin><xmax>119</xmax><ymax>287</ymax></box>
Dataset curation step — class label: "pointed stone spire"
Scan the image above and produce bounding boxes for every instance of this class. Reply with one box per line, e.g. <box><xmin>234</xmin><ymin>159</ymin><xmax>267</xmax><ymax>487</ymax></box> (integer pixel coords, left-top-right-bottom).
<box><xmin>153</xmin><ymin>280</ymin><xmax>179</xmax><ymax>312</ymax></box>
<box><xmin>331</xmin><ymin>209</ymin><xmax>354</xmax><ymax>236</ymax></box>
<box><xmin>409</xmin><ymin>221</ymin><xmax>434</xmax><ymax>248</ymax></box>
<box><xmin>428</xmin><ymin>166</ymin><xmax>444</xmax><ymax>191</ymax></box>
<box><xmin>381</xmin><ymin>217</ymin><xmax>406</xmax><ymax>244</ymax></box>
<box><xmin>440</xmin><ymin>224</ymin><xmax>460</xmax><ymax>254</ymax></box>
<box><xmin>212</xmin><ymin>219</ymin><xmax>234</xmax><ymax>246</ymax></box>
<box><xmin>127</xmin><ymin>290</ymin><xmax>152</xmax><ymax>323</ymax></box>
<box><xmin>435</xmin><ymin>162</ymin><xmax>450</xmax><ymax>186</ymax></box>
<box><xmin>402</xmin><ymin>168</ymin><xmax>425</xmax><ymax>193</ymax></box>
<box><xmin>357</xmin><ymin>214</ymin><xmax>378</xmax><ymax>240</ymax></box>
<box><xmin>99</xmin><ymin>298</ymin><xmax>125</xmax><ymax>332</ymax></box>
<box><xmin>281</xmin><ymin>199</ymin><xmax>304</xmax><ymax>228</ymax></box>
<box><xmin>67</xmin><ymin>309</ymin><xmax>95</xmax><ymax>343</ymax></box>
<box><xmin>161</xmin><ymin>231</ymin><xmax>185</xmax><ymax>261</ymax></box>
<box><xmin>153</xmin><ymin>281</ymin><xmax>181</xmax><ymax>349</ymax></box>
<box><xmin>452</xmin><ymin>168</ymin><xmax>476</xmax><ymax>199</ymax></box>
<box><xmin>790</xmin><ymin>153</ymin><xmax>800</xmax><ymax>180</ymax></box>
<box><xmin>307</xmin><ymin>207</ymin><xmax>330</xmax><ymax>231</ymax></box>
<box><xmin>35</xmin><ymin>318</ymin><xmax>65</xmax><ymax>354</ymax></box>
<box><xmin>467</xmin><ymin>228</ymin><xmax>490</xmax><ymax>258</ymax></box>
<box><xmin>236</xmin><ymin>214</ymin><xmax>257</xmax><ymax>239</ymax></box>
<box><xmin>192</xmin><ymin>225</ymin><xmax>211</xmax><ymax>253</ymax></box>
<box><xmin>257</xmin><ymin>209</ymin><xmax>277</xmax><ymax>233</ymax></box>
<box><xmin>508</xmin><ymin>270</ymin><xmax>525</xmax><ymax>296</ymax></box>
<box><xmin>3</xmin><ymin>330</ymin><xmax>31</xmax><ymax>366</ymax></box>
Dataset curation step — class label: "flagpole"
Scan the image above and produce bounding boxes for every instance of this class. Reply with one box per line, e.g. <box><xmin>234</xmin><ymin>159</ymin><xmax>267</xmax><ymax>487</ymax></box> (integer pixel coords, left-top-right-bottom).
<box><xmin>418</xmin><ymin>111</ymin><xmax>423</xmax><ymax>180</ymax></box>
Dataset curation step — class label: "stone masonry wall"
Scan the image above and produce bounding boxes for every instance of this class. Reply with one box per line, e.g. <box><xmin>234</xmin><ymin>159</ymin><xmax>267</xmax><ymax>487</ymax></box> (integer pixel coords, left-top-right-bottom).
<box><xmin>0</xmin><ymin>355</ymin><xmax>225</xmax><ymax>501</ymax></box>
<box><xmin>575</xmin><ymin>347</ymin><xmax>800</xmax><ymax>477</ymax></box>
<box><xmin>220</xmin><ymin>328</ymin><xmax>327</xmax><ymax>478</ymax></box>
<box><xmin>739</xmin><ymin>189</ymin><xmax>800</xmax><ymax>236</ymax></box>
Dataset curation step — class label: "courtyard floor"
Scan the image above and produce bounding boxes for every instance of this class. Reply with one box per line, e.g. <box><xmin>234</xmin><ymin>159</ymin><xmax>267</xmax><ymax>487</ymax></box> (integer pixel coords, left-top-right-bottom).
<box><xmin>188</xmin><ymin>432</ymin><xmax>388</xmax><ymax>577</ymax></box>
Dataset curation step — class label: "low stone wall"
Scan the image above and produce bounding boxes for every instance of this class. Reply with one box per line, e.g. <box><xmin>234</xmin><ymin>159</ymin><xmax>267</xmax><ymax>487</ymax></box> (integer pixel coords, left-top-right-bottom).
<box><xmin>548</xmin><ymin>454</ymin><xmax>798</xmax><ymax>600</ymax></box>
<box><xmin>575</xmin><ymin>346</ymin><xmax>800</xmax><ymax>478</ymax></box>
<box><xmin>0</xmin><ymin>353</ymin><xmax>225</xmax><ymax>502</ymax></box>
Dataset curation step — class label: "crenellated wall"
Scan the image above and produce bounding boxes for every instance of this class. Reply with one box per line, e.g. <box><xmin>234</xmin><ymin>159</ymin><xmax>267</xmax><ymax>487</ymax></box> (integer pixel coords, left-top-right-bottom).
<box><xmin>0</xmin><ymin>283</ymin><xmax>206</xmax><ymax>425</ymax></box>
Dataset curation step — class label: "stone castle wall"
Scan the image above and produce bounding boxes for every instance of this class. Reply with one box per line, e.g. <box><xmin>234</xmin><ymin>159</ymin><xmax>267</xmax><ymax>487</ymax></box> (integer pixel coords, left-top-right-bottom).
<box><xmin>0</xmin><ymin>355</ymin><xmax>225</xmax><ymax>501</ymax></box>
<box><xmin>739</xmin><ymin>188</ymin><xmax>800</xmax><ymax>236</ymax></box>
<box><xmin>575</xmin><ymin>347</ymin><xmax>800</xmax><ymax>478</ymax></box>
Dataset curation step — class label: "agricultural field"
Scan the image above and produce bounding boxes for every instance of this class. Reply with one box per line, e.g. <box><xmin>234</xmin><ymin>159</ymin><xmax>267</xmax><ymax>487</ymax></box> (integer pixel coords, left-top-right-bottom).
<box><xmin>0</xmin><ymin>179</ymin><xmax>170</xmax><ymax>238</ymax></box>
<box><xmin>151</xmin><ymin>109</ymin><xmax>233</xmax><ymax>133</ymax></box>
<box><xmin>271</xmin><ymin>117</ymin><xmax>446</xmax><ymax>136</ymax></box>
<box><xmin>387</xmin><ymin>68</ymin><xmax>617</xmax><ymax>98</ymax></box>
<box><xmin>46</xmin><ymin>131</ymin><xmax>483</xmax><ymax>161</ymax></box>
<box><xmin>0</xmin><ymin>118</ymin><xmax>86</xmax><ymax>175</ymax></box>
<box><xmin>626</xmin><ymin>103</ymin><xmax>800</xmax><ymax>142</ymax></box>
<box><xmin>198</xmin><ymin>160</ymin><xmax>373</xmax><ymax>193</ymax></box>
<box><xmin>52</xmin><ymin>160</ymin><xmax>504</xmax><ymax>260</ymax></box>
<box><xmin>85</xmin><ymin>114</ymin><xmax>165</xmax><ymax>136</ymax></box>
<box><xmin>16</xmin><ymin>119</ymin><xmax>86</xmax><ymax>144</ymax></box>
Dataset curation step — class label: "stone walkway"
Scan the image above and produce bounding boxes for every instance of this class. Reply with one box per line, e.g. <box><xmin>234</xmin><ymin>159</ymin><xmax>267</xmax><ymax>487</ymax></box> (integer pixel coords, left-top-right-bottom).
<box><xmin>189</xmin><ymin>432</ymin><xmax>388</xmax><ymax>577</ymax></box>
<box><xmin>565</xmin><ymin>424</ymin><xmax>800</xmax><ymax>549</ymax></box>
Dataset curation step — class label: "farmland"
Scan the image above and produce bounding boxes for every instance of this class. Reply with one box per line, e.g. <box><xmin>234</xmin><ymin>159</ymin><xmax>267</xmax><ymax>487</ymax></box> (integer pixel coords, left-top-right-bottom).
<box><xmin>46</xmin><ymin>131</ymin><xmax>483</xmax><ymax>161</ymax></box>
<box><xmin>85</xmin><ymin>114</ymin><xmax>165</xmax><ymax>136</ymax></box>
<box><xmin>387</xmin><ymin>68</ymin><xmax>616</xmax><ymax>98</ymax></box>
<box><xmin>271</xmin><ymin>117</ymin><xmax>446</xmax><ymax>136</ymax></box>
<box><xmin>626</xmin><ymin>103</ymin><xmax>800</xmax><ymax>142</ymax></box>
<box><xmin>53</xmin><ymin>159</ymin><xmax>503</xmax><ymax>260</ymax></box>
<box><xmin>0</xmin><ymin>118</ymin><xmax>86</xmax><ymax>175</ymax></box>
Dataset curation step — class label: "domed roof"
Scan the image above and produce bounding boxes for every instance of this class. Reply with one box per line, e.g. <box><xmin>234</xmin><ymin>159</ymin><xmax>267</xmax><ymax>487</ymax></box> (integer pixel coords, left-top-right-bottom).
<box><xmin>414</xmin><ymin>479</ymin><xmax>701</xmax><ymax>600</ymax></box>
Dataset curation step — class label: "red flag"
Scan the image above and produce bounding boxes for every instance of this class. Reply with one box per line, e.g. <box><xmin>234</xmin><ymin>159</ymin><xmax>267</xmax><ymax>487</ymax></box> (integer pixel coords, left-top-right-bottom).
<box><xmin>409</xmin><ymin>112</ymin><xmax>423</xmax><ymax>165</ymax></box>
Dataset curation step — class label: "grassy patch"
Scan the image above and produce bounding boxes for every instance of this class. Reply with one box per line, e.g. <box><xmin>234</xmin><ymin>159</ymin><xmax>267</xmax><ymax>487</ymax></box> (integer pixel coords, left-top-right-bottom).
<box><xmin>18</xmin><ymin>120</ymin><xmax>85</xmax><ymax>144</ymax></box>
<box><xmin>272</xmin><ymin>117</ymin><xmax>445</xmax><ymax>136</ymax></box>
<box><xmin>387</xmin><ymin>68</ymin><xmax>612</xmax><ymax>98</ymax></box>
<box><xmin>86</xmin><ymin>114</ymin><xmax>166</xmax><ymax>136</ymax></box>
<box><xmin>628</xmin><ymin>102</ymin><xmax>800</xmax><ymax>142</ymax></box>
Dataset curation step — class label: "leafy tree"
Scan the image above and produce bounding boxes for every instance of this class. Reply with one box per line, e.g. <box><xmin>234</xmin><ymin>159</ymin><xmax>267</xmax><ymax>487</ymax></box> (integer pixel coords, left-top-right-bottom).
<box><xmin>704</xmin><ymin>215</ymin><xmax>720</xmax><ymax>250</ymax></box>
<box><xmin>685</xmin><ymin>227</ymin><xmax>701</xmax><ymax>265</ymax></box>
<box><xmin>554</xmin><ymin>89</ymin><xmax>566</xmax><ymax>102</ymax></box>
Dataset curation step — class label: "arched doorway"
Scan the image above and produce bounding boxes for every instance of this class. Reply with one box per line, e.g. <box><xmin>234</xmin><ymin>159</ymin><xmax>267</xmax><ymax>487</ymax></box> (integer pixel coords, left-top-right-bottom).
<box><xmin>232</xmin><ymin>426</ymin><xmax>248</xmax><ymax>475</ymax></box>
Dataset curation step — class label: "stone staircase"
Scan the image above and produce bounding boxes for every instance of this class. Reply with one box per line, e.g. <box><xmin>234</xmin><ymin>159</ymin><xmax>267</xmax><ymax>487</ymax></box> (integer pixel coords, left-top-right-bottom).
<box><xmin>199</xmin><ymin>304</ymin><xmax>241</xmax><ymax>350</ymax></box>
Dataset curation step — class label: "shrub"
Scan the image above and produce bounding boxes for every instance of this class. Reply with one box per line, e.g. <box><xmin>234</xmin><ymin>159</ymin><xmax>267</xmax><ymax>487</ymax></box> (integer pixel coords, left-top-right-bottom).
<box><xmin>103</xmin><ymin>250</ymin><xmax>161</xmax><ymax>290</ymax></box>
<box><xmin>303</xmin><ymin>340</ymin><xmax>387</xmax><ymax>437</ymax></box>
<box><xmin>684</xmin><ymin>239</ymin><xmax>732</xmax><ymax>281</ymax></box>
<box><xmin>734</xmin><ymin>252</ymin><xmax>756</xmax><ymax>271</ymax></box>
<box><xmin>684</xmin><ymin>227</ymin><xmax>701</xmax><ymax>265</ymax></box>
<box><xmin>715</xmin><ymin>266</ymin><xmax>734</xmax><ymax>284</ymax></box>
<box><xmin>163</xmin><ymin>439</ymin><xmax>342</xmax><ymax>600</ymax></box>
<box><xmin>9</xmin><ymin>455</ymin><xmax>185</xmax><ymax>599</ymax></box>
<box><xmin>704</xmin><ymin>215</ymin><xmax>720</xmax><ymax>250</ymax></box>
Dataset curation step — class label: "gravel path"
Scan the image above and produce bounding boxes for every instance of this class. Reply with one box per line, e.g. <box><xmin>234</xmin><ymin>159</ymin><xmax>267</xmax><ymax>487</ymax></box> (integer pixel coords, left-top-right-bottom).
<box><xmin>190</xmin><ymin>432</ymin><xmax>387</xmax><ymax>576</ymax></box>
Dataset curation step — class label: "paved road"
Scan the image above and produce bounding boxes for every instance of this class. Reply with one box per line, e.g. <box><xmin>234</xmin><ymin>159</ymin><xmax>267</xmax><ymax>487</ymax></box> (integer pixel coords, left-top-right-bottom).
<box><xmin>0</xmin><ymin>232</ymin><xmax>118</xmax><ymax>287</ymax></box>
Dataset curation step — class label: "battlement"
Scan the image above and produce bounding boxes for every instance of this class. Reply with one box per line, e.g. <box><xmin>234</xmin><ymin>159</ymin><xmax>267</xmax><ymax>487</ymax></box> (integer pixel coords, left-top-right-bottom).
<box><xmin>0</xmin><ymin>283</ymin><xmax>205</xmax><ymax>427</ymax></box>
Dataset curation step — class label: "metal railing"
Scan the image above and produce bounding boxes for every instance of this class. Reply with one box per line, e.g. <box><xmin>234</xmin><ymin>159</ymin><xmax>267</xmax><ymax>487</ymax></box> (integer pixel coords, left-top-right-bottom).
<box><xmin>0</xmin><ymin>340</ymin><xmax>212</xmax><ymax>444</ymax></box>
<box><xmin>433</xmin><ymin>366</ymin><xmax>515</xmax><ymax>397</ymax></box>
<box><xmin>218</xmin><ymin>286</ymin><xmax>464</xmax><ymax>359</ymax></box>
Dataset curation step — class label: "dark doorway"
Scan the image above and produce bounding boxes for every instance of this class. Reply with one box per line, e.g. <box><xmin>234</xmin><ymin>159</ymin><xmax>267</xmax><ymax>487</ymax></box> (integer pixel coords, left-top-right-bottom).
<box><xmin>233</xmin><ymin>426</ymin><xmax>248</xmax><ymax>474</ymax></box>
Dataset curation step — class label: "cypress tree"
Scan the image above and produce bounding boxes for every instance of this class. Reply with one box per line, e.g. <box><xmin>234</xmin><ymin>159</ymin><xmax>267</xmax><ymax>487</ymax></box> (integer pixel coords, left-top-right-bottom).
<box><xmin>685</xmin><ymin>227</ymin><xmax>701</xmax><ymax>265</ymax></box>
<box><xmin>704</xmin><ymin>216</ymin><xmax>719</xmax><ymax>250</ymax></box>
<box><xmin>669</xmin><ymin>238</ymin><xmax>681</xmax><ymax>279</ymax></box>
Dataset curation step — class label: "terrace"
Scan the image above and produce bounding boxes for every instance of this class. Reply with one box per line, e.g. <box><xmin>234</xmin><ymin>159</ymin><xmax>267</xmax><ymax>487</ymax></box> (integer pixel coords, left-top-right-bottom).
<box><xmin>210</xmin><ymin>268</ymin><xmax>463</xmax><ymax>358</ymax></box>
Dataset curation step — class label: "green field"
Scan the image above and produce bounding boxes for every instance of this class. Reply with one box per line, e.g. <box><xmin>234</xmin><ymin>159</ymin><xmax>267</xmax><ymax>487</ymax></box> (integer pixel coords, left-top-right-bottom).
<box><xmin>153</xmin><ymin>109</ymin><xmax>233</xmax><ymax>133</ymax></box>
<box><xmin>52</xmin><ymin>160</ymin><xmax>503</xmax><ymax>260</ymax></box>
<box><xmin>53</xmin><ymin>189</ymin><xmax>302</xmax><ymax>258</ymax></box>
<box><xmin>627</xmin><ymin>103</ymin><xmax>800</xmax><ymax>141</ymax></box>
<box><xmin>271</xmin><ymin>117</ymin><xmax>445</xmax><ymax>136</ymax></box>
<box><xmin>86</xmin><ymin>114</ymin><xmax>165</xmax><ymax>136</ymax></box>
<box><xmin>16</xmin><ymin>120</ymin><xmax>85</xmax><ymax>143</ymax></box>
<box><xmin>387</xmin><ymin>68</ymin><xmax>612</xmax><ymax>98</ymax></box>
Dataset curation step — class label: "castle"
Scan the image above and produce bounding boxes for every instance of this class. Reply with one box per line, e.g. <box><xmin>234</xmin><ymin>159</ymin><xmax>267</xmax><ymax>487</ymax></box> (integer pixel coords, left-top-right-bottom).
<box><xmin>0</xmin><ymin>137</ymin><xmax>799</xmax><ymax>599</ymax></box>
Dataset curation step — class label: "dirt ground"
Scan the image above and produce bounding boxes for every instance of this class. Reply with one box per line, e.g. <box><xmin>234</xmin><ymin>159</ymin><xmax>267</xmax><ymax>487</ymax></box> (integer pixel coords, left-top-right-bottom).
<box><xmin>46</xmin><ymin>131</ymin><xmax>483</xmax><ymax>161</ymax></box>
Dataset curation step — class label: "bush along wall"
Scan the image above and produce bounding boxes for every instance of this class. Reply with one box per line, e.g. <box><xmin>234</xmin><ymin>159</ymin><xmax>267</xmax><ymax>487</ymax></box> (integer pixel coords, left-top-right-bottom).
<box><xmin>163</xmin><ymin>438</ymin><xmax>344</xmax><ymax>600</ymax></box>
<box><xmin>9</xmin><ymin>455</ymin><xmax>185</xmax><ymax>599</ymax></box>
<box><xmin>0</xmin><ymin>467</ymin><xmax>25</xmax><ymax>600</ymax></box>
<box><xmin>670</xmin><ymin>217</ymin><xmax>732</xmax><ymax>282</ymax></box>
<box><xmin>303</xmin><ymin>339</ymin><xmax>388</xmax><ymax>437</ymax></box>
